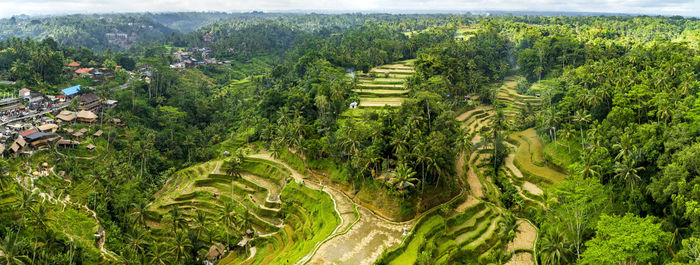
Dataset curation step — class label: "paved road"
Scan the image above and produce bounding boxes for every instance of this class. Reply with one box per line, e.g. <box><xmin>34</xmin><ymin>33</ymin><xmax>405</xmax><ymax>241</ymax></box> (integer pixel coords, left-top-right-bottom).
<box><xmin>0</xmin><ymin>102</ymin><xmax>70</xmax><ymax>127</ymax></box>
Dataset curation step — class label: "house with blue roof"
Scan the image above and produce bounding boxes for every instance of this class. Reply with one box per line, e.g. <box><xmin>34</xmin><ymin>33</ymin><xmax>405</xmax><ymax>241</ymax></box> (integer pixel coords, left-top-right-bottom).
<box><xmin>61</xmin><ymin>85</ymin><xmax>81</xmax><ymax>98</ymax></box>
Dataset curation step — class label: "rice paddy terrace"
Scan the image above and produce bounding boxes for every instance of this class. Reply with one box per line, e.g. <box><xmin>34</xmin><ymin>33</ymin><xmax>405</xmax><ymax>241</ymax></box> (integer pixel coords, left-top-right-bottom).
<box><xmin>378</xmin><ymin>75</ymin><xmax>566</xmax><ymax>265</ymax></box>
<box><xmin>344</xmin><ymin>60</ymin><xmax>415</xmax><ymax>119</ymax></box>
<box><xmin>146</xmin><ymin>153</ymin><xmax>412</xmax><ymax>265</ymax></box>
<box><xmin>145</xmin><ymin>75</ymin><xmax>567</xmax><ymax>265</ymax></box>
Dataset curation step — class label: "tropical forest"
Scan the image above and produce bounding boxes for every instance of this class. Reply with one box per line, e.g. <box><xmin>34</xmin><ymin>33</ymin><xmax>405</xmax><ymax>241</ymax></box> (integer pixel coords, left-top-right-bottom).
<box><xmin>0</xmin><ymin>8</ymin><xmax>698</xmax><ymax>265</ymax></box>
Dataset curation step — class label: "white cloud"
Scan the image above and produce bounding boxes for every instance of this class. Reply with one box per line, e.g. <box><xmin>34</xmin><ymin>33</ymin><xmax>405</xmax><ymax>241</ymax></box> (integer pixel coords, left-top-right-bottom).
<box><xmin>0</xmin><ymin>0</ymin><xmax>698</xmax><ymax>18</ymax></box>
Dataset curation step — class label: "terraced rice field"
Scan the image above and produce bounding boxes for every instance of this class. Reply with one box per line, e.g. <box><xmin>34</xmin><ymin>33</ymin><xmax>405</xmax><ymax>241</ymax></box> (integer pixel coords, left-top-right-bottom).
<box><xmin>147</xmin><ymin>157</ymin><xmax>345</xmax><ymax>265</ymax></box>
<box><xmin>347</xmin><ymin>60</ymin><xmax>415</xmax><ymax>110</ymax></box>
<box><xmin>509</xmin><ymin>128</ymin><xmax>567</xmax><ymax>184</ymax></box>
<box><xmin>247</xmin><ymin>154</ymin><xmax>411</xmax><ymax>265</ymax></box>
<box><xmin>379</xmin><ymin>199</ymin><xmax>504</xmax><ymax>265</ymax></box>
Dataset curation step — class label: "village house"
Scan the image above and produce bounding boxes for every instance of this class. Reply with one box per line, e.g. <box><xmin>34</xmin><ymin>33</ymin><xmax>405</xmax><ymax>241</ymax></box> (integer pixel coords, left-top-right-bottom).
<box><xmin>203</xmin><ymin>34</ymin><xmax>213</xmax><ymax>42</ymax></box>
<box><xmin>56</xmin><ymin>110</ymin><xmax>77</xmax><ymax>123</ymax></box>
<box><xmin>78</xmin><ymin>93</ymin><xmax>101</xmax><ymax>112</ymax></box>
<box><xmin>75</xmin><ymin>68</ymin><xmax>93</xmax><ymax>77</ymax></box>
<box><xmin>18</xmin><ymin>88</ymin><xmax>31</xmax><ymax>99</ymax></box>
<box><xmin>37</xmin><ymin>123</ymin><xmax>59</xmax><ymax>133</ymax></box>
<box><xmin>24</xmin><ymin>132</ymin><xmax>58</xmax><ymax>149</ymax></box>
<box><xmin>77</xmin><ymin>110</ymin><xmax>98</xmax><ymax>124</ymax></box>
<box><xmin>67</xmin><ymin>61</ymin><xmax>81</xmax><ymax>68</ymax></box>
<box><xmin>9</xmin><ymin>137</ymin><xmax>26</xmax><ymax>156</ymax></box>
<box><xmin>61</xmin><ymin>85</ymin><xmax>81</xmax><ymax>99</ymax></box>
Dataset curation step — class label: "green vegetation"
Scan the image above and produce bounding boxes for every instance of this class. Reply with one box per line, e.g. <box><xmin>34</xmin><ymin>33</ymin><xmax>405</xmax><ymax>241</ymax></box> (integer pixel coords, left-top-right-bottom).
<box><xmin>0</xmin><ymin>11</ymin><xmax>697</xmax><ymax>265</ymax></box>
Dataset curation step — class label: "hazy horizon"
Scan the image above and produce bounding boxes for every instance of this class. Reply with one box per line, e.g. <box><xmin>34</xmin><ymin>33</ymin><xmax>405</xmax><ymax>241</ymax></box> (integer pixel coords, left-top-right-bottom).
<box><xmin>1</xmin><ymin>0</ymin><xmax>698</xmax><ymax>19</ymax></box>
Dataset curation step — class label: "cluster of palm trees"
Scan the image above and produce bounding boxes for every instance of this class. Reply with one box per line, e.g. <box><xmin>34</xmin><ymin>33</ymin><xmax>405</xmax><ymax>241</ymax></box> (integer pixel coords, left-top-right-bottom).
<box><xmin>121</xmin><ymin>198</ymin><xmax>250</xmax><ymax>264</ymax></box>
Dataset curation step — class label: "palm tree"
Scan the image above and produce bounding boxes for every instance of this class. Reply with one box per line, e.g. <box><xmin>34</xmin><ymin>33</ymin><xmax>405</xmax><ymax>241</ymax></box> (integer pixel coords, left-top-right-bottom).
<box><xmin>222</xmin><ymin>153</ymin><xmax>243</xmax><ymax>180</ymax></box>
<box><xmin>578</xmin><ymin>153</ymin><xmax>601</xmax><ymax>179</ymax></box>
<box><xmin>572</xmin><ymin>110</ymin><xmax>591</xmax><ymax>150</ymax></box>
<box><xmin>170</xmin><ymin>232</ymin><xmax>192</xmax><ymax>263</ymax></box>
<box><xmin>125</xmin><ymin>229</ymin><xmax>150</xmax><ymax>262</ymax></box>
<box><xmin>613</xmin><ymin>157</ymin><xmax>644</xmax><ymax>190</ymax></box>
<box><xmin>130</xmin><ymin>200</ymin><xmax>148</xmax><ymax>229</ymax></box>
<box><xmin>388</xmin><ymin>163</ymin><xmax>419</xmax><ymax>195</ymax></box>
<box><xmin>36</xmin><ymin>228</ymin><xmax>62</xmax><ymax>263</ymax></box>
<box><xmin>30</xmin><ymin>202</ymin><xmax>50</xmax><ymax>228</ymax></box>
<box><xmin>18</xmin><ymin>188</ymin><xmax>37</xmax><ymax>221</ymax></box>
<box><xmin>498</xmin><ymin>213</ymin><xmax>520</xmax><ymax>254</ymax></box>
<box><xmin>218</xmin><ymin>200</ymin><xmax>238</xmax><ymax>248</ymax></box>
<box><xmin>193</xmin><ymin>210</ymin><xmax>208</xmax><ymax>239</ymax></box>
<box><xmin>147</xmin><ymin>243</ymin><xmax>172</xmax><ymax>265</ymax></box>
<box><xmin>223</xmin><ymin>152</ymin><xmax>244</xmax><ymax>205</ymax></box>
<box><xmin>539</xmin><ymin>228</ymin><xmax>572</xmax><ymax>265</ymax></box>
<box><xmin>169</xmin><ymin>206</ymin><xmax>187</xmax><ymax>233</ymax></box>
<box><xmin>0</xmin><ymin>229</ymin><xmax>30</xmax><ymax>265</ymax></box>
<box><xmin>612</xmin><ymin>133</ymin><xmax>634</xmax><ymax>161</ymax></box>
<box><xmin>0</xmin><ymin>160</ymin><xmax>11</xmax><ymax>192</ymax></box>
<box><xmin>413</xmin><ymin>144</ymin><xmax>432</xmax><ymax>194</ymax></box>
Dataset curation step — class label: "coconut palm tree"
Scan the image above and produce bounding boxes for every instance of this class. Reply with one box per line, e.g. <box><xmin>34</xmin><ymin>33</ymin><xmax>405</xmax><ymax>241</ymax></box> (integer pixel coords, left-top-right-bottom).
<box><xmin>0</xmin><ymin>160</ymin><xmax>11</xmax><ymax>192</ymax></box>
<box><xmin>388</xmin><ymin>163</ymin><xmax>419</xmax><ymax>195</ymax></box>
<box><xmin>539</xmin><ymin>228</ymin><xmax>572</xmax><ymax>265</ymax></box>
<box><xmin>0</xmin><ymin>229</ymin><xmax>30</xmax><ymax>265</ymax></box>
<box><xmin>130</xmin><ymin>200</ymin><xmax>148</xmax><ymax>229</ymax></box>
<box><xmin>170</xmin><ymin>232</ymin><xmax>192</xmax><ymax>264</ymax></box>
<box><xmin>125</xmin><ymin>229</ymin><xmax>150</xmax><ymax>262</ymax></box>
<box><xmin>498</xmin><ymin>213</ymin><xmax>520</xmax><ymax>254</ymax></box>
<box><xmin>36</xmin><ymin>228</ymin><xmax>62</xmax><ymax>263</ymax></box>
<box><xmin>147</xmin><ymin>243</ymin><xmax>172</xmax><ymax>265</ymax></box>
<box><xmin>169</xmin><ymin>206</ymin><xmax>187</xmax><ymax>233</ymax></box>
<box><xmin>18</xmin><ymin>188</ymin><xmax>37</xmax><ymax>221</ymax></box>
<box><xmin>218</xmin><ymin>200</ymin><xmax>239</xmax><ymax>248</ymax></box>
<box><xmin>193</xmin><ymin>210</ymin><xmax>208</xmax><ymax>239</ymax></box>
<box><xmin>578</xmin><ymin>153</ymin><xmax>601</xmax><ymax>179</ymax></box>
<box><xmin>413</xmin><ymin>144</ymin><xmax>432</xmax><ymax>194</ymax></box>
<box><xmin>614</xmin><ymin>157</ymin><xmax>644</xmax><ymax>190</ymax></box>
<box><xmin>572</xmin><ymin>110</ymin><xmax>591</xmax><ymax>150</ymax></box>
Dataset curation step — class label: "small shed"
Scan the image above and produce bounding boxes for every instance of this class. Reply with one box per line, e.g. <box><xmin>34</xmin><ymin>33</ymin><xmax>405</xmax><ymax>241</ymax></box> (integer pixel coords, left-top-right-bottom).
<box><xmin>204</xmin><ymin>243</ymin><xmax>226</xmax><ymax>265</ymax></box>
<box><xmin>57</xmin><ymin>139</ymin><xmax>79</xmax><ymax>148</ymax></box>
<box><xmin>349</xmin><ymin>102</ymin><xmax>358</xmax><ymax>109</ymax></box>
<box><xmin>93</xmin><ymin>130</ymin><xmax>103</xmax><ymax>137</ymax></box>
<box><xmin>86</xmin><ymin>144</ymin><xmax>96</xmax><ymax>150</ymax></box>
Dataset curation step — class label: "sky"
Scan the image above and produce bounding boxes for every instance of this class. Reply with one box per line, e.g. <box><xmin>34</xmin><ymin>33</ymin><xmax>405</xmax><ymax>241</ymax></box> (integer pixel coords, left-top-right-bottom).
<box><xmin>0</xmin><ymin>0</ymin><xmax>698</xmax><ymax>18</ymax></box>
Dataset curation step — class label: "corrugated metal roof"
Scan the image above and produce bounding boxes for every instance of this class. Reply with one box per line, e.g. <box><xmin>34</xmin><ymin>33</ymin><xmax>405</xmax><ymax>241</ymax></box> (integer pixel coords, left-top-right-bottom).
<box><xmin>61</xmin><ymin>85</ymin><xmax>81</xmax><ymax>96</ymax></box>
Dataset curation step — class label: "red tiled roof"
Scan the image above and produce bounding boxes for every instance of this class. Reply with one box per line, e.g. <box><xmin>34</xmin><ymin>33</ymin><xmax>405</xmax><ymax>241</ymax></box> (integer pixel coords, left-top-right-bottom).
<box><xmin>20</xmin><ymin>129</ymin><xmax>38</xmax><ymax>137</ymax></box>
<box><xmin>68</xmin><ymin>61</ymin><xmax>81</xmax><ymax>67</ymax></box>
<box><xmin>75</xmin><ymin>68</ymin><xmax>91</xmax><ymax>75</ymax></box>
